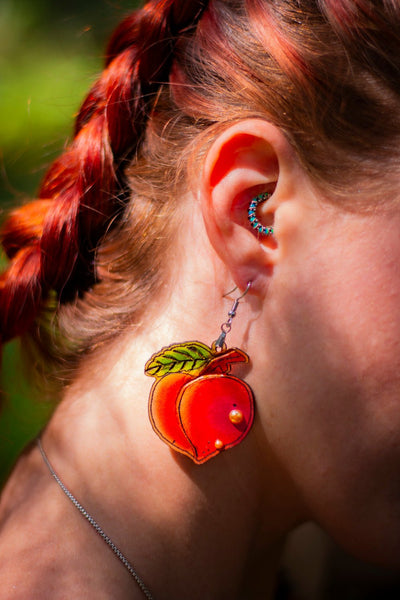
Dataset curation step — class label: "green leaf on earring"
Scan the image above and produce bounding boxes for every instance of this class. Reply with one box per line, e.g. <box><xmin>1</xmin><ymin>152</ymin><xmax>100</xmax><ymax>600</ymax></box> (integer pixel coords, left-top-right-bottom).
<box><xmin>145</xmin><ymin>341</ymin><xmax>214</xmax><ymax>379</ymax></box>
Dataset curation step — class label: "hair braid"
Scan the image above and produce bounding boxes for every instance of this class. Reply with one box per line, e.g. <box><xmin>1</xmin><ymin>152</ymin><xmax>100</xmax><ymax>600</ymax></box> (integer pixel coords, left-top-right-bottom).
<box><xmin>0</xmin><ymin>0</ymin><xmax>208</xmax><ymax>344</ymax></box>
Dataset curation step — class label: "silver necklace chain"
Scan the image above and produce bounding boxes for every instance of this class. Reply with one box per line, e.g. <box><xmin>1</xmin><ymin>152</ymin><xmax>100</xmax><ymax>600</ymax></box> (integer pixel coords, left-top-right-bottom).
<box><xmin>37</xmin><ymin>438</ymin><xmax>155</xmax><ymax>600</ymax></box>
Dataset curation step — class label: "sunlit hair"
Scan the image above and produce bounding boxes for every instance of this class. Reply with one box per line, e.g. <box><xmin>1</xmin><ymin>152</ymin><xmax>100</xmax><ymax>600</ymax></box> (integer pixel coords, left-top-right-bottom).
<box><xmin>1</xmin><ymin>0</ymin><xmax>400</xmax><ymax>391</ymax></box>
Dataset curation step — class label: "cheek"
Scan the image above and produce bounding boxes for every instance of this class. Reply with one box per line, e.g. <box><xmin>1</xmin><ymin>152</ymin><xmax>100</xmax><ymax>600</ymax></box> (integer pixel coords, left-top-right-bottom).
<box><xmin>264</xmin><ymin>211</ymin><xmax>400</xmax><ymax>565</ymax></box>
<box><xmin>271</xmin><ymin>210</ymin><xmax>400</xmax><ymax>413</ymax></box>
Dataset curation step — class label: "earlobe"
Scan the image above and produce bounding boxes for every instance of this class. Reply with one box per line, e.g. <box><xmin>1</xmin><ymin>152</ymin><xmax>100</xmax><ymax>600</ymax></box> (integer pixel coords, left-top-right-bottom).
<box><xmin>200</xmin><ymin>119</ymin><xmax>289</xmax><ymax>294</ymax></box>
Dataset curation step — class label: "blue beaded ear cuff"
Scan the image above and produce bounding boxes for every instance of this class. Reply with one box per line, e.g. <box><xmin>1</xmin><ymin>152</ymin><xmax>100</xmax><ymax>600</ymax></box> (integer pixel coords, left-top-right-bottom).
<box><xmin>248</xmin><ymin>192</ymin><xmax>273</xmax><ymax>235</ymax></box>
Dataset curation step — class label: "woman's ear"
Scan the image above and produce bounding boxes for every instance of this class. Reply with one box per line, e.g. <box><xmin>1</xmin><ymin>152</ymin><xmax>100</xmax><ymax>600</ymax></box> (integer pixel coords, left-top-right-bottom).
<box><xmin>200</xmin><ymin>119</ymin><xmax>296</xmax><ymax>295</ymax></box>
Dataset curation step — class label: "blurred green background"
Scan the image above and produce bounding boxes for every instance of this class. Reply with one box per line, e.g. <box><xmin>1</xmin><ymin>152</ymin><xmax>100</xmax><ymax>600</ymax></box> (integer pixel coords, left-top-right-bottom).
<box><xmin>0</xmin><ymin>0</ymin><xmax>139</xmax><ymax>486</ymax></box>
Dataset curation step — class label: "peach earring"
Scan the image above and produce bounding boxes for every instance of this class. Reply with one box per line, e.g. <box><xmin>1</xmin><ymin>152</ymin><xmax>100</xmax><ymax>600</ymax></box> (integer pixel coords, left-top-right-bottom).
<box><xmin>145</xmin><ymin>283</ymin><xmax>255</xmax><ymax>464</ymax></box>
<box><xmin>248</xmin><ymin>192</ymin><xmax>273</xmax><ymax>235</ymax></box>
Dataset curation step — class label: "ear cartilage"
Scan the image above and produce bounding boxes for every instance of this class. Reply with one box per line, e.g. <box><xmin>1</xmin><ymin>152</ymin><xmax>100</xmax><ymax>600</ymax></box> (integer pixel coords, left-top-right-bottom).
<box><xmin>248</xmin><ymin>192</ymin><xmax>273</xmax><ymax>235</ymax></box>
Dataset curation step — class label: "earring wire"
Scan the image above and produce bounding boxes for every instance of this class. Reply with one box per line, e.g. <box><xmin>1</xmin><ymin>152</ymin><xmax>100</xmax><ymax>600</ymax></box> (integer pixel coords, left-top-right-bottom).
<box><xmin>223</xmin><ymin>281</ymin><xmax>251</xmax><ymax>300</ymax></box>
<box><xmin>214</xmin><ymin>282</ymin><xmax>251</xmax><ymax>351</ymax></box>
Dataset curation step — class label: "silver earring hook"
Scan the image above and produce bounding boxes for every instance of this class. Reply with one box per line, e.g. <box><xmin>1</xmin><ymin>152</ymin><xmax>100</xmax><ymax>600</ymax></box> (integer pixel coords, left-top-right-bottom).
<box><xmin>223</xmin><ymin>281</ymin><xmax>251</xmax><ymax>301</ymax></box>
<box><xmin>213</xmin><ymin>282</ymin><xmax>252</xmax><ymax>351</ymax></box>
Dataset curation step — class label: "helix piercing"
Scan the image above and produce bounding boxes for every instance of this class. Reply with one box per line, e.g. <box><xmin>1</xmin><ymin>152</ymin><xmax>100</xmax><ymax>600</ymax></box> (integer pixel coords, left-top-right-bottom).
<box><xmin>248</xmin><ymin>192</ymin><xmax>273</xmax><ymax>235</ymax></box>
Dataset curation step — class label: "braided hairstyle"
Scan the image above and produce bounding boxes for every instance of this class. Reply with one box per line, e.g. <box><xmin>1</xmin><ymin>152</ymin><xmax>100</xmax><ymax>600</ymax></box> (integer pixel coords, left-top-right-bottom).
<box><xmin>1</xmin><ymin>0</ymin><xmax>400</xmax><ymax>390</ymax></box>
<box><xmin>0</xmin><ymin>0</ymin><xmax>207</xmax><ymax>343</ymax></box>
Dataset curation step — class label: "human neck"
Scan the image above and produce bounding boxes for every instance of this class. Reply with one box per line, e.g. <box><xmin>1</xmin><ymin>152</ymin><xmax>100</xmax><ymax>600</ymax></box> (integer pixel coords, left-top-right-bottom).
<box><xmin>41</xmin><ymin>282</ymin><xmax>302</xmax><ymax>599</ymax></box>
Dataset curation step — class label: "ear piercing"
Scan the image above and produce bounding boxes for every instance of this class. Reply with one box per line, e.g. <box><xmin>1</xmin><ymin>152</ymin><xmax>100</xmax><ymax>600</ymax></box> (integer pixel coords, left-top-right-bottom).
<box><xmin>248</xmin><ymin>192</ymin><xmax>273</xmax><ymax>235</ymax></box>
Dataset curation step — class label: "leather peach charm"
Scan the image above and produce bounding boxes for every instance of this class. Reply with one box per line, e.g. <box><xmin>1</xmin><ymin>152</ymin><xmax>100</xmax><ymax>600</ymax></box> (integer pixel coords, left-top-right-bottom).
<box><xmin>145</xmin><ymin>342</ymin><xmax>255</xmax><ymax>464</ymax></box>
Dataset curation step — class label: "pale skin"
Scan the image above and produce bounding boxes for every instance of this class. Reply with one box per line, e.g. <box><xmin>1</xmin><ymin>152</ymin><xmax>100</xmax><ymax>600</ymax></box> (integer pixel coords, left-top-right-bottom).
<box><xmin>1</xmin><ymin>119</ymin><xmax>400</xmax><ymax>598</ymax></box>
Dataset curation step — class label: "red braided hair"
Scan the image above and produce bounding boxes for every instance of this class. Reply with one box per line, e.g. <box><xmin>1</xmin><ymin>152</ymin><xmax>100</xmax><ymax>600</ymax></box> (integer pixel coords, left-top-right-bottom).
<box><xmin>0</xmin><ymin>0</ymin><xmax>208</xmax><ymax>345</ymax></box>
